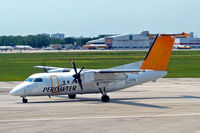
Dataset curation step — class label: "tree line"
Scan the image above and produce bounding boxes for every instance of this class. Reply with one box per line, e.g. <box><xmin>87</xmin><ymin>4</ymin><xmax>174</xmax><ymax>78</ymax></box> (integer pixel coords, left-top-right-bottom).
<box><xmin>0</xmin><ymin>35</ymin><xmax>100</xmax><ymax>48</ymax></box>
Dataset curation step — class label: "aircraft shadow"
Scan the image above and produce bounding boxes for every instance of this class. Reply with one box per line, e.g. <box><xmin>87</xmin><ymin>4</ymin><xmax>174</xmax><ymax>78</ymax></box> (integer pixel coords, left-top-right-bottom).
<box><xmin>107</xmin><ymin>95</ymin><xmax>200</xmax><ymax>109</ymax></box>
<box><xmin>18</xmin><ymin>98</ymin><xmax>99</xmax><ymax>104</ymax></box>
<box><xmin>22</xmin><ymin>95</ymin><xmax>200</xmax><ymax>109</ymax></box>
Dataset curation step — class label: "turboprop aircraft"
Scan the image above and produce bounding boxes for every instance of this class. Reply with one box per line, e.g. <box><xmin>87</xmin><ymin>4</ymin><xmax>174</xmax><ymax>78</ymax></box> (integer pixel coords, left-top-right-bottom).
<box><xmin>9</xmin><ymin>33</ymin><xmax>190</xmax><ymax>103</ymax></box>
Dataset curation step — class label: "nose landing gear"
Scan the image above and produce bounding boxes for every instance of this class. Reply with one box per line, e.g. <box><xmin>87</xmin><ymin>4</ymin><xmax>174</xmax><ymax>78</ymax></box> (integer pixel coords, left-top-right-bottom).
<box><xmin>22</xmin><ymin>97</ymin><xmax>28</xmax><ymax>103</ymax></box>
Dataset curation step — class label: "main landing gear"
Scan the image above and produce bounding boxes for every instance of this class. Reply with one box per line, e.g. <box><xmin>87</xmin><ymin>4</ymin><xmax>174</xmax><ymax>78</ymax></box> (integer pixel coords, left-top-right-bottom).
<box><xmin>22</xmin><ymin>97</ymin><xmax>28</xmax><ymax>103</ymax></box>
<box><xmin>68</xmin><ymin>94</ymin><xmax>76</xmax><ymax>99</ymax></box>
<box><xmin>99</xmin><ymin>87</ymin><xmax>110</xmax><ymax>102</ymax></box>
<box><xmin>101</xmin><ymin>95</ymin><xmax>110</xmax><ymax>102</ymax></box>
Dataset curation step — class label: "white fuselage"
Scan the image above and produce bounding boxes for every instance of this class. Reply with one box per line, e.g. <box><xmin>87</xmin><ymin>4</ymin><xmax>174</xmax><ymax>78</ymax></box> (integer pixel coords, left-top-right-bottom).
<box><xmin>10</xmin><ymin>70</ymin><xmax>167</xmax><ymax>97</ymax></box>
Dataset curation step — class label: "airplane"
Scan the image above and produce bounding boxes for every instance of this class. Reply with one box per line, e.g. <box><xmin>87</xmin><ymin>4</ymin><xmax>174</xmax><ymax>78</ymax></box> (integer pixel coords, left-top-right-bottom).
<box><xmin>0</xmin><ymin>46</ymin><xmax>14</xmax><ymax>51</ymax></box>
<box><xmin>14</xmin><ymin>45</ymin><xmax>34</xmax><ymax>50</ymax></box>
<box><xmin>9</xmin><ymin>34</ymin><xmax>188</xmax><ymax>103</ymax></box>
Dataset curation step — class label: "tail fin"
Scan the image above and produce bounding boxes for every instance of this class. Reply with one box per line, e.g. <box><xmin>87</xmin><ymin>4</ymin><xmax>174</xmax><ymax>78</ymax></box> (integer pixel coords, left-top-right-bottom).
<box><xmin>140</xmin><ymin>35</ymin><xmax>175</xmax><ymax>71</ymax></box>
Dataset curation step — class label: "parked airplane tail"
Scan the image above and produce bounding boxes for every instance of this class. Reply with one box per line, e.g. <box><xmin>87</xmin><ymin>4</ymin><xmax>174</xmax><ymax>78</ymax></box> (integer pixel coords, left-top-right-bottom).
<box><xmin>140</xmin><ymin>35</ymin><xmax>175</xmax><ymax>71</ymax></box>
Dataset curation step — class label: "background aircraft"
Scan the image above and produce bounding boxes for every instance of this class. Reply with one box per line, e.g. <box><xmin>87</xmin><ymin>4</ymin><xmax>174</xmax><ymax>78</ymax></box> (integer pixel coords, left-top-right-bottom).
<box><xmin>14</xmin><ymin>45</ymin><xmax>34</xmax><ymax>50</ymax></box>
<box><xmin>0</xmin><ymin>46</ymin><xmax>14</xmax><ymax>51</ymax></box>
<box><xmin>10</xmin><ymin>34</ymin><xmax>185</xmax><ymax>103</ymax></box>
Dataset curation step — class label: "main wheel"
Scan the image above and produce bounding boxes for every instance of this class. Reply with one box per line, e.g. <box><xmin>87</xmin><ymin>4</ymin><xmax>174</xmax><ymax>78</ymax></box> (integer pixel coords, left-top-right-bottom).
<box><xmin>101</xmin><ymin>95</ymin><xmax>110</xmax><ymax>102</ymax></box>
<box><xmin>22</xmin><ymin>98</ymin><xmax>28</xmax><ymax>103</ymax></box>
<box><xmin>68</xmin><ymin>94</ymin><xmax>76</xmax><ymax>99</ymax></box>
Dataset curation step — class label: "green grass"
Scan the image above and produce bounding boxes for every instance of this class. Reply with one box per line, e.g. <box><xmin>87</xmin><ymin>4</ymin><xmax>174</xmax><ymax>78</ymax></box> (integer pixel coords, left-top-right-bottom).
<box><xmin>0</xmin><ymin>50</ymin><xmax>200</xmax><ymax>81</ymax></box>
<box><xmin>168</xmin><ymin>50</ymin><xmax>200</xmax><ymax>78</ymax></box>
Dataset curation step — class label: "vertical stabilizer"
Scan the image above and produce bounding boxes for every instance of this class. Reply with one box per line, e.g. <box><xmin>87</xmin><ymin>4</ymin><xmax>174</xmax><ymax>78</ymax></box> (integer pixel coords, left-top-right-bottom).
<box><xmin>141</xmin><ymin>35</ymin><xmax>175</xmax><ymax>71</ymax></box>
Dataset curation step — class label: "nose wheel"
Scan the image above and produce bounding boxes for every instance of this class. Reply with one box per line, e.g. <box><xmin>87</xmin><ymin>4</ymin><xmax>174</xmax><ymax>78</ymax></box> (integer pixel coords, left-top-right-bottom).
<box><xmin>22</xmin><ymin>97</ymin><xmax>28</xmax><ymax>103</ymax></box>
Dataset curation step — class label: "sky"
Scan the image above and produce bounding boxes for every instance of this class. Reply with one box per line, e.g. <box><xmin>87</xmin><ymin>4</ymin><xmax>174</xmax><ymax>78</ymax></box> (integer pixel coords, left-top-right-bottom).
<box><xmin>0</xmin><ymin>0</ymin><xmax>200</xmax><ymax>37</ymax></box>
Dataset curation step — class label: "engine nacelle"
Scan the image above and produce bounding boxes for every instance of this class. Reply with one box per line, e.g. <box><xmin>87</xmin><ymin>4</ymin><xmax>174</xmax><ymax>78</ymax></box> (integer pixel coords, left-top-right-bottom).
<box><xmin>81</xmin><ymin>72</ymin><xmax>95</xmax><ymax>83</ymax></box>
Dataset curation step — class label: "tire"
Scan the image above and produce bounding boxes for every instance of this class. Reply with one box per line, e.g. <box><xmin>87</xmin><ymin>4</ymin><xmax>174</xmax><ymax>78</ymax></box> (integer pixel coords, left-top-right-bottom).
<box><xmin>22</xmin><ymin>98</ymin><xmax>28</xmax><ymax>103</ymax></box>
<box><xmin>101</xmin><ymin>95</ymin><xmax>110</xmax><ymax>102</ymax></box>
<box><xmin>68</xmin><ymin>94</ymin><xmax>76</xmax><ymax>99</ymax></box>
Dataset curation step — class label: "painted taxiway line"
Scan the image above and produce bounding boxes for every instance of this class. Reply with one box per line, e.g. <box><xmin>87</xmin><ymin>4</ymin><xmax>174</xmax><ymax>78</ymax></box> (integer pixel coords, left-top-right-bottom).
<box><xmin>1</xmin><ymin>113</ymin><xmax>200</xmax><ymax>122</ymax></box>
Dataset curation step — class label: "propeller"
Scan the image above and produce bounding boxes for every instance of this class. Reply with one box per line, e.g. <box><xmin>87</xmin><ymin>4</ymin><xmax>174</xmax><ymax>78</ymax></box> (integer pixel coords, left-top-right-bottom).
<box><xmin>72</xmin><ymin>61</ymin><xmax>84</xmax><ymax>91</ymax></box>
<box><xmin>42</xmin><ymin>62</ymin><xmax>48</xmax><ymax>73</ymax></box>
<box><xmin>43</xmin><ymin>66</ymin><xmax>48</xmax><ymax>73</ymax></box>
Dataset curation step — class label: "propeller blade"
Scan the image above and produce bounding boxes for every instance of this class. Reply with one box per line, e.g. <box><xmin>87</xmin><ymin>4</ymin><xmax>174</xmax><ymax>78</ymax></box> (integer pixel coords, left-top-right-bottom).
<box><xmin>72</xmin><ymin>78</ymin><xmax>77</xmax><ymax>84</ymax></box>
<box><xmin>77</xmin><ymin>78</ymin><xmax>83</xmax><ymax>91</ymax></box>
<box><xmin>79</xmin><ymin>66</ymin><xmax>84</xmax><ymax>74</ymax></box>
<box><xmin>72</xmin><ymin>61</ymin><xmax>78</xmax><ymax>74</ymax></box>
<box><xmin>43</xmin><ymin>66</ymin><xmax>48</xmax><ymax>73</ymax></box>
<box><xmin>42</xmin><ymin>61</ymin><xmax>48</xmax><ymax>73</ymax></box>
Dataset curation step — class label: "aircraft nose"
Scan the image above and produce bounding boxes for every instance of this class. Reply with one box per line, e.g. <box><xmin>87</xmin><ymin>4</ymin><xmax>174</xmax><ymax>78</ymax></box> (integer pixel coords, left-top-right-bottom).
<box><xmin>9</xmin><ymin>87</ymin><xmax>24</xmax><ymax>96</ymax></box>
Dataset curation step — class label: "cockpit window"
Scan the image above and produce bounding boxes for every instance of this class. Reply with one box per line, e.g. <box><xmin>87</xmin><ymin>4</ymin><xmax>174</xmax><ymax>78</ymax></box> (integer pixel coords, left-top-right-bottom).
<box><xmin>25</xmin><ymin>78</ymin><xmax>33</xmax><ymax>82</ymax></box>
<box><xmin>33</xmin><ymin>78</ymin><xmax>43</xmax><ymax>82</ymax></box>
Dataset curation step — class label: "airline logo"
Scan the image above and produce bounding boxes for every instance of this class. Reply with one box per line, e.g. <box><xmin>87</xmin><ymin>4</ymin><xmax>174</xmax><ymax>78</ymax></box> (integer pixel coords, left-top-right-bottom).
<box><xmin>43</xmin><ymin>85</ymin><xmax>77</xmax><ymax>93</ymax></box>
<box><xmin>106</xmin><ymin>39</ymin><xmax>112</xmax><ymax>44</ymax></box>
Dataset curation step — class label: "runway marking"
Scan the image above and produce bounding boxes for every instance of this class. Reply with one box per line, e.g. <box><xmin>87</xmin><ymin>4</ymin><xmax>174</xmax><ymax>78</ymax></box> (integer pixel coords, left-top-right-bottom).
<box><xmin>1</xmin><ymin>113</ymin><xmax>200</xmax><ymax>122</ymax></box>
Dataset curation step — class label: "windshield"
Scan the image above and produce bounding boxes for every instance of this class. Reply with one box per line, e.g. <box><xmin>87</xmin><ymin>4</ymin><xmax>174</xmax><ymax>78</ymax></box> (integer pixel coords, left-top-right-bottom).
<box><xmin>33</xmin><ymin>78</ymin><xmax>43</xmax><ymax>82</ymax></box>
<box><xmin>25</xmin><ymin>78</ymin><xmax>33</xmax><ymax>82</ymax></box>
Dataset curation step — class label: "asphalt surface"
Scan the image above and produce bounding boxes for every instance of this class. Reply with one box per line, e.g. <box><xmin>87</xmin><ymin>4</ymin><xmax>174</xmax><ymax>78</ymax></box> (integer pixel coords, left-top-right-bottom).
<box><xmin>1</xmin><ymin>78</ymin><xmax>200</xmax><ymax>133</ymax></box>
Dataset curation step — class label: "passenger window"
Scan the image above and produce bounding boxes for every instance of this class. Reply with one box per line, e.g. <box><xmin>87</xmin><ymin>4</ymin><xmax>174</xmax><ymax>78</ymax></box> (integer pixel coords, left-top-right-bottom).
<box><xmin>34</xmin><ymin>78</ymin><xmax>43</xmax><ymax>82</ymax></box>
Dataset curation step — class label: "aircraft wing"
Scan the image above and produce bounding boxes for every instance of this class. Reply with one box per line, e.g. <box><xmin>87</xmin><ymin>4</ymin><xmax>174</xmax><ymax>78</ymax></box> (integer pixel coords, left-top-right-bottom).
<box><xmin>96</xmin><ymin>69</ymin><xmax>142</xmax><ymax>74</ymax></box>
<box><xmin>34</xmin><ymin>65</ymin><xmax>147</xmax><ymax>74</ymax></box>
<box><xmin>34</xmin><ymin>65</ymin><xmax>99</xmax><ymax>73</ymax></box>
<box><xmin>34</xmin><ymin>66</ymin><xmax>63</xmax><ymax>70</ymax></box>
<box><xmin>34</xmin><ymin>66</ymin><xmax>71</xmax><ymax>72</ymax></box>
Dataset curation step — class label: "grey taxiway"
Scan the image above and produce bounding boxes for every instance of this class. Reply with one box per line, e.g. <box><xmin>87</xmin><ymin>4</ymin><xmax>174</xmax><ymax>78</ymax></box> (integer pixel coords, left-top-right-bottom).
<box><xmin>1</xmin><ymin>78</ymin><xmax>200</xmax><ymax>133</ymax></box>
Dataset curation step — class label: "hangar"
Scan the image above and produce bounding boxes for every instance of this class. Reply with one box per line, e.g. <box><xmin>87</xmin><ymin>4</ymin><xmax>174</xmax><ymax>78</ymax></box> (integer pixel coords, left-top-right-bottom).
<box><xmin>85</xmin><ymin>31</ymin><xmax>197</xmax><ymax>49</ymax></box>
<box><xmin>105</xmin><ymin>33</ymin><xmax>151</xmax><ymax>49</ymax></box>
<box><xmin>86</xmin><ymin>31</ymin><xmax>152</xmax><ymax>49</ymax></box>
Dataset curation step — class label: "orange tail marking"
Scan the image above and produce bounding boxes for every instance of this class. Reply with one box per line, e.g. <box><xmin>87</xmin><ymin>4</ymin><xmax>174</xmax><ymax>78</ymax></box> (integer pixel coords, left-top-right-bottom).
<box><xmin>141</xmin><ymin>35</ymin><xmax>175</xmax><ymax>71</ymax></box>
